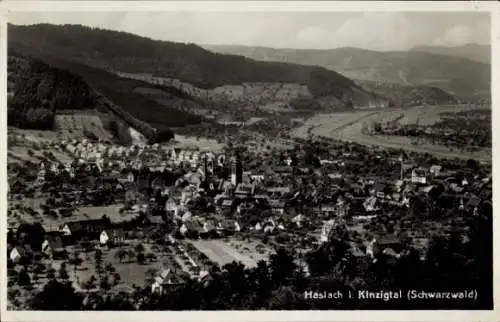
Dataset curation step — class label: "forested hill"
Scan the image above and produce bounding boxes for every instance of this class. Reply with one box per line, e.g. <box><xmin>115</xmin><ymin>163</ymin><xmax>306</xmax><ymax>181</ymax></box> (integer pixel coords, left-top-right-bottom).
<box><xmin>8</xmin><ymin>23</ymin><xmax>386</xmax><ymax>106</ymax></box>
<box><xmin>356</xmin><ymin>81</ymin><xmax>459</xmax><ymax>107</ymax></box>
<box><xmin>203</xmin><ymin>44</ymin><xmax>490</xmax><ymax>99</ymax></box>
<box><xmin>7</xmin><ymin>51</ymin><xmax>98</xmax><ymax>129</ymax></box>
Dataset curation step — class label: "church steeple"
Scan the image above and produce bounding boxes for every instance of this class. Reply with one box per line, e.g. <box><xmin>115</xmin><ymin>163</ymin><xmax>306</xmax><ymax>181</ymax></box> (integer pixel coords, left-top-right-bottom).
<box><xmin>230</xmin><ymin>151</ymin><xmax>242</xmax><ymax>186</ymax></box>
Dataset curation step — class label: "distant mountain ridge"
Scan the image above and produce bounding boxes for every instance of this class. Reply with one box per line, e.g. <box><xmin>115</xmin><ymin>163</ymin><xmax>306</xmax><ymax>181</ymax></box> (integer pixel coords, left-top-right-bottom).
<box><xmin>203</xmin><ymin>44</ymin><xmax>490</xmax><ymax>99</ymax></box>
<box><xmin>8</xmin><ymin>23</ymin><xmax>388</xmax><ymax>110</ymax></box>
<box><xmin>411</xmin><ymin>43</ymin><xmax>490</xmax><ymax>64</ymax></box>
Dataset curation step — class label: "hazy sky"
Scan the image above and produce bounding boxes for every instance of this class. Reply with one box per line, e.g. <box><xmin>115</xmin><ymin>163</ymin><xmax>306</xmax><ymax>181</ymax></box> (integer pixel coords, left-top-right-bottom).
<box><xmin>9</xmin><ymin>11</ymin><xmax>490</xmax><ymax>51</ymax></box>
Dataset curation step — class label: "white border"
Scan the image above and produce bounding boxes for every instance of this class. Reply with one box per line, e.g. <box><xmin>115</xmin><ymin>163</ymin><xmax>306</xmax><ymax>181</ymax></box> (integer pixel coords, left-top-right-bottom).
<box><xmin>0</xmin><ymin>1</ymin><xmax>499</xmax><ymax>322</ymax></box>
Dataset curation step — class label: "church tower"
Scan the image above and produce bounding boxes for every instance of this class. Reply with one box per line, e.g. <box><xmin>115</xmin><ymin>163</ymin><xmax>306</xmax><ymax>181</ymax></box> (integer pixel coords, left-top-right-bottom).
<box><xmin>230</xmin><ymin>152</ymin><xmax>243</xmax><ymax>186</ymax></box>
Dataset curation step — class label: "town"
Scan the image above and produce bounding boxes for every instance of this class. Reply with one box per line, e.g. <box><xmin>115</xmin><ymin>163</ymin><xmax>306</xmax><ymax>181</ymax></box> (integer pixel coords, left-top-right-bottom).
<box><xmin>5</xmin><ymin>9</ymin><xmax>493</xmax><ymax>312</ymax></box>
<box><xmin>7</xmin><ymin>128</ymin><xmax>492</xmax><ymax>309</ymax></box>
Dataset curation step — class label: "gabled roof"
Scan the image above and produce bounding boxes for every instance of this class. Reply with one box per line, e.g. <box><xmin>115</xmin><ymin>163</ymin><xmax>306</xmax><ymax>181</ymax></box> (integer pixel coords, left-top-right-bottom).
<box><xmin>103</xmin><ymin>228</ymin><xmax>125</xmax><ymax>239</ymax></box>
<box><xmin>64</xmin><ymin>219</ymin><xmax>109</xmax><ymax>233</ymax></box>
<box><xmin>466</xmin><ymin>196</ymin><xmax>481</xmax><ymax>207</ymax></box>
<box><xmin>378</xmin><ymin>234</ymin><xmax>400</xmax><ymax>246</ymax></box>
<box><xmin>12</xmin><ymin>245</ymin><xmax>33</xmax><ymax>257</ymax></box>
<box><xmin>203</xmin><ymin>221</ymin><xmax>216</xmax><ymax>232</ymax></box>
<box><xmin>185</xmin><ymin>220</ymin><xmax>203</xmax><ymax>232</ymax></box>
<box><xmin>44</xmin><ymin>235</ymin><xmax>64</xmax><ymax>251</ymax></box>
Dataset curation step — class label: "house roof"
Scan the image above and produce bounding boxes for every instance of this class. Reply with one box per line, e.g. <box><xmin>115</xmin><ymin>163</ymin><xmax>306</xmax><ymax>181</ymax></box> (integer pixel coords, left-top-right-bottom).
<box><xmin>269</xmin><ymin>199</ymin><xmax>285</xmax><ymax>208</ymax></box>
<box><xmin>221</xmin><ymin>199</ymin><xmax>234</xmax><ymax>207</ymax></box>
<box><xmin>103</xmin><ymin>228</ymin><xmax>125</xmax><ymax>238</ymax></box>
<box><xmin>185</xmin><ymin>220</ymin><xmax>203</xmax><ymax>232</ymax></box>
<box><xmin>319</xmin><ymin>204</ymin><xmax>336</xmax><ymax>213</ymax></box>
<box><xmin>418</xmin><ymin>185</ymin><xmax>435</xmax><ymax>194</ymax></box>
<box><xmin>44</xmin><ymin>235</ymin><xmax>64</xmax><ymax>250</ymax></box>
<box><xmin>64</xmin><ymin>219</ymin><xmax>109</xmax><ymax>233</ymax></box>
<box><xmin>220</xmin><ymin>220</ymin><xmax>236</xmax><ymax>230</ymax></box>
<box><xmin>373</xmin><ymin>183</ymin><xmax>387</xmax><ymax>192</ymax></box>
<box><xmin>430</xmin><ymin>165</ymin><xmax>442</xmax><ymax>172</ymax></box>
<box><xmin>147</xmin><ymin>216</ymin><xmax>164</xmax><ymax>225</ymax></box>
<box><xmin>467</xmin><ymin>196</ymin><xmax>481</xmax><ymax>207</ymax></box>
<box><xmin>12</xmin><ymin>245</ymin><xmax>33</xmax><ymax>257</ymax></box>
<box><xmin>267</xmin><ymin>187</ymin><xmax>291</xmax><ymax>194</ymax></box>
<box><xmin>378</xmin><ymin>234</ymin><xmax>400</xmax><ymax>246</ymax></box>
<box><xmin>236</xmin><ymin>183</ymin><xmax>253</xmax><ymax>193</ymax></box>
<box><xmin>204</xmin><ymin>221</ymin><xmax>216</xmax><ymax>231</ymax></box>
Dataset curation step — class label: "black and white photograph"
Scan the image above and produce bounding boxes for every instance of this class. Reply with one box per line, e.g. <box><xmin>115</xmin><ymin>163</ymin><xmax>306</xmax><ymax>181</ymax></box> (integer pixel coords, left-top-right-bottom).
<box><xmin>1</xmin><ymin>0</ymin><xmax>497</xmax><ymax>319</ymax></box>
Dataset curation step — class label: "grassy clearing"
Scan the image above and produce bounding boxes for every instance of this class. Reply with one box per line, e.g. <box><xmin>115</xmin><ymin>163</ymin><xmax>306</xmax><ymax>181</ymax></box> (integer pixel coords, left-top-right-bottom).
<box><xmin>171</xmin><ymin>134</ymin><xmax>224</xmax><ymax>152</ymax></box>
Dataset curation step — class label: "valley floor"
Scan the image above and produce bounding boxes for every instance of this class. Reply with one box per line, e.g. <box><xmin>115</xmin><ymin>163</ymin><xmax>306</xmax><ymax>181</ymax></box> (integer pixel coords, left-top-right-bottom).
<box><xmin>291</xmin><ymin>105</ymin><xmax>491</xmax><ymax>162</ymax></box>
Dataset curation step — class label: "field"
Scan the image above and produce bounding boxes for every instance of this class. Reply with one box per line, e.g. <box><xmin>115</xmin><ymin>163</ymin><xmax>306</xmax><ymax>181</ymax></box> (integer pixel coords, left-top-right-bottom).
<box><xmin>55</xmin><ymin>112</ymin><xmax>113</xmax><ymax>141</ymax></box>
<box><xmin>291</xmin><ymin>105</ymin><xmax>491</xmax><ymax>161</ymax></box>
<box><xmin>189</xmin><ymin>239</ymin><xmax>272</xmax><ymax>269</ymax></box>
<box><xmin>8</xmin><ymin>200</ymin><xmax>136</xmax><ymax>231</ymax></box>
<box><xmin>171</xmin><ymin>134</ymin><xmax>224</xmax><ymax>152</ymax></box>
<box><xmin>9</xmin><ymin>146</ymin><xmax>73</xmax><ymax>165</ymax></box>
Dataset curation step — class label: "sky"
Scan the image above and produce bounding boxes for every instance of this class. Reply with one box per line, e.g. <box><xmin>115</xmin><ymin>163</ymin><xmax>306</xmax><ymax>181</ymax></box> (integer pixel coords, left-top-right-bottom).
<box><xmin>8</xmin><ymin>11</ymin><xmax>491</xmax><ymax>51</ymax></box>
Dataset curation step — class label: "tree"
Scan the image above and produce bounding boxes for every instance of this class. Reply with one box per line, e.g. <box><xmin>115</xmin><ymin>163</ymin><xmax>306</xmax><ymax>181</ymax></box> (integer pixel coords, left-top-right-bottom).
<box><xmin>46</xmin><ymin>268</ymin><xmax>56</xmax><ymax>279</ymax></box>
<box><xmin>269</xmin><ymin>248</ymin><xmax>297</xmax><ymax>286</ymax></box>
<box><xmin>105</xmin><ymin>263</ymin><xmax>115</xmax><ymax>273</ymax></box>
<box><xmin>267</xmin><ymin>286</ymin><xmax>305</xmax><ymax>310</ymax></box>
<box><xmin>134</xmin><ymin>243</ymin><xmax>145</xmax><ymax>254</ymax></box>
<box><xmin>82</xmin><ymin>275</ymin><xmax>97</xmax><ymax>290</ymax></box>
<box><xmin>112</xmin><ymin>272</ymin><xmax>121</xmax><ymax>286</ymax></box>
<box><xmin>100</xmin><ymin>277</ymin><xmax>111</xmax><ymax>291</ymax></box>
<box><xmin>94</xmin><ymin>249</ymin><xmax>103</xmax><ymax>264</ymax></box>
<box><xmin>466</xmin><ymin>158</ymin><xmax>479</xmax><ymax>171</ymax></box>
<box><xmin>115</xmin><ymin>248</ymin><xmax>127</xmax><ymax>263</ymax></box>
<box><xmin>59</xmin><ymin>262</ymin><xmax>69</xmax><ymax>280</ymax></box>
<box><xmin>18</xmin><ymin>267</ymin><xmax>31</xmax><ymax>287</ymax></box>
<box><xmin>70</xmin><ymin>251</ymin><xmax>83</xmax><ymax>268</ymax></box>
<box><xmin>137</xmin><ymin>252</ymin><xmax>146</xmax><ymax>265</ymax></box>
<box><xmin>145</xmin><ymin>252</ymin><xmax>156</xmax><ymax>262</ymax></box>
<box><xmin>30</xmin><ymin>279</ymin><xmax>83</xmax><ymax>310</ymax></box>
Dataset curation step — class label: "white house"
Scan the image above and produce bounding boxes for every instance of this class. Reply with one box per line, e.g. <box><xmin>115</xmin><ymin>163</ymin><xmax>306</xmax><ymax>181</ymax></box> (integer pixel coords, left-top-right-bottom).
<box><xmin>411</xmin><ymin>167</ymin><xmax>428</xmax><ymax>184</ymax></box>
<box><xmin>100</xmin><ymin>228</ymin><xmax>125</xmax><ymax>246</ymax></box>
<box><xmin>10</xmin><ymin>245</ymin><xmax>31</xmax><ymax>263</ymax></box>
<box><xmin>151</xmin><ymin>268</ymin><xmax>172</xmax><ymax>294</ymax></box>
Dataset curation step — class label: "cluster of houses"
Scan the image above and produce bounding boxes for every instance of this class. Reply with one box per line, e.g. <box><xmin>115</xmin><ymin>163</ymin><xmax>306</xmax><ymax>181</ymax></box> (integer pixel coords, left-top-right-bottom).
<box><xmin>7</xmin><ymin>133</ymin><xmax>492</xmax><ymax>297</ymax></box>
<box><xmin>58</xmin><ymin>138</ymin><xmax>228</xmax><ymax>169</ymax></box>
<box><xmin>32</xmin><ymin>138</ymin><xmax>492</xmax><ymax>243</ymax></box>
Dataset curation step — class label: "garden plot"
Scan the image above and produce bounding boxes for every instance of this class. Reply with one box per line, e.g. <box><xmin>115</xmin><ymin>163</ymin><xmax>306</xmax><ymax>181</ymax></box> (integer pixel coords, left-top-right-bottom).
<box><xmin>55</xmin><ymin>114</ymin><xmax>113</xmax><ymax>141</ymax></box>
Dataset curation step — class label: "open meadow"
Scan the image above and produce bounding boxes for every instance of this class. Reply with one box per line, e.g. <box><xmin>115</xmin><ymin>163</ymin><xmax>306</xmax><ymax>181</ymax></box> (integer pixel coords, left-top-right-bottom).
<box><xmin>171</xmin><ymin>134</ymin><xmax>225</xmax><ymax>152</ymax></box>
